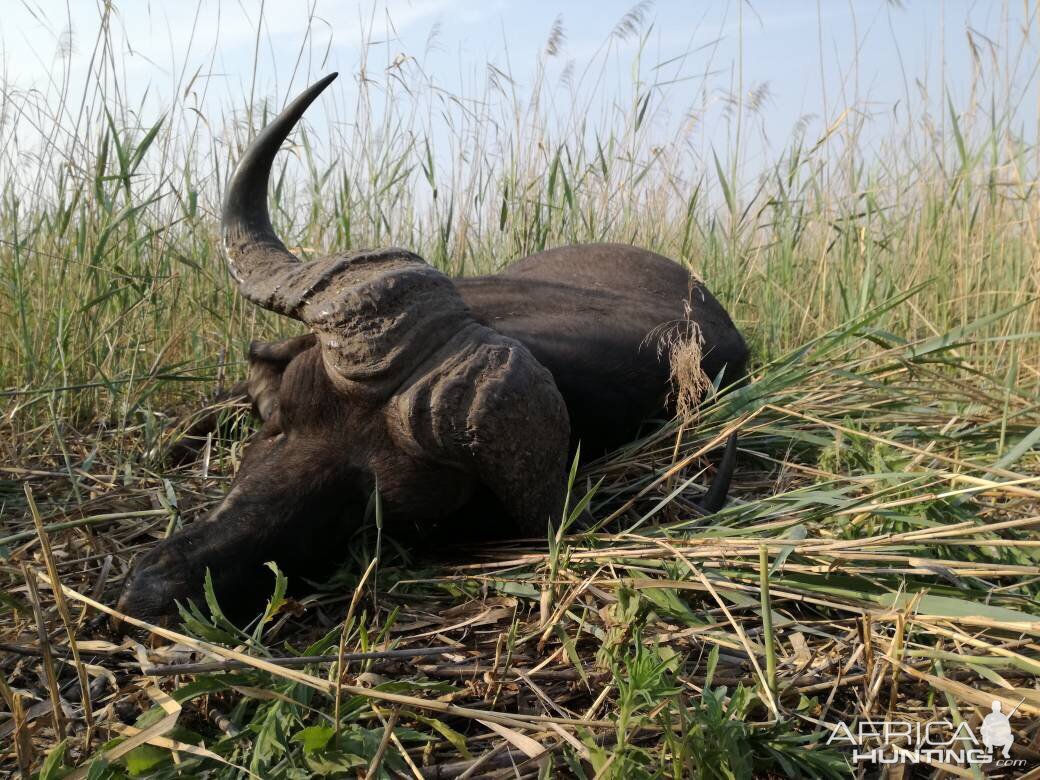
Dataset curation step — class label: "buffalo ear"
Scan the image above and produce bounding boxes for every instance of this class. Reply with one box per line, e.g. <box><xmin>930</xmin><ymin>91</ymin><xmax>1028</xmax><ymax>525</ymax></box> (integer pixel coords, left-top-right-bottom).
<box><xmin>247</xmin><ymin>334</ymin><xmax>318</xmax><ymax>422</ymax></box>
<box><xmin>388</xmin><ymin>332</ymin><xmax>570</xmax><ymax>536</ymax></box>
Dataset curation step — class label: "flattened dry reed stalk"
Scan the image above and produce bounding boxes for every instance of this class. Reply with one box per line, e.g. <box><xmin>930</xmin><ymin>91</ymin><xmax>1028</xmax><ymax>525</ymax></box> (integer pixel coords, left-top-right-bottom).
<box><xmin>0</xmin><ymin>508</ymin><xmax>170</xmax><ymax>548</ymax></box>
<box><xmin>364</xmin><ymin>707</ymin><xmax>399</xmax><ymax>780</ymax></box>
<box><xmin>25</xmin><ymin>485</ymin><xmax>94</xmax><ymax>742</ymax></box>
<box><xmin>0</xmin><ymin>672</ymin><xmax>32</xmax><ymax>773</ymax></box>
<box><xmin>21</xmin><ymin>564</ymin><xmax>65</xmax><ymax>742</ymax></box>
<box><xmin>758</xmin><ymin>545</ymin><xmax>777</xmax><ymax>701</ymax></box>
<box><xmin>45</xmin><ymin>573</ymin><xmax>616</xmax><ymax>731</ymax></box>
<box><xmin>142</xmin><ymin>644</ymin><xmax>455</xmax><ymax>676</ymax></box>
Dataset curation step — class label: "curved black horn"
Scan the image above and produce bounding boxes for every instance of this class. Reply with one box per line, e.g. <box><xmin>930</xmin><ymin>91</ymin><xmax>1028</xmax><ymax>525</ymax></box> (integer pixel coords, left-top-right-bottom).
<box><xmin>696</xmin><ymin>431</ymin><xmax>738</xmax><ymax>514</ymax></box>
<box><xmin>222</xmin><ymin>73</ymin><xmax>339</xmax><ymax>316</ymax></box>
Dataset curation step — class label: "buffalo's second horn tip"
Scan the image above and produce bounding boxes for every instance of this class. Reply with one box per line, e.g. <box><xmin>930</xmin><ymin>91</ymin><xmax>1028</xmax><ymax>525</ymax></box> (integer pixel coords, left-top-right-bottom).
<box><xmin>696</xmin><ymin>431</ymin><xmax>738</xmax><ymax>515</ymax></box>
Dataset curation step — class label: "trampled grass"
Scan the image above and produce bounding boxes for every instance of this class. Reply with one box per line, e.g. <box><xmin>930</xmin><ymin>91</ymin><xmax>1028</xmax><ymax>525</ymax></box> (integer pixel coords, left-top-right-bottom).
<box><xmin>1</xmin><ymin>3</ymin><xmax>1039</xmax><ymax>778</ymax></box>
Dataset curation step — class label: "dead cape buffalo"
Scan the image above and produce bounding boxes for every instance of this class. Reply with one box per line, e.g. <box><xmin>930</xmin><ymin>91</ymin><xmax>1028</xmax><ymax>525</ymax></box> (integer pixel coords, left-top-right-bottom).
<box><xmin>116</xmin><ymin>73</ymin><xmax>748</xmax><ymax>622</ymax></box>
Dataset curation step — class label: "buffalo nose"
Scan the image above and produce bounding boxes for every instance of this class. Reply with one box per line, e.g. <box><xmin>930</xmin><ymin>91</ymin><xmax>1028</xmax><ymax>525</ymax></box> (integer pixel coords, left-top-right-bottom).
<box><xmin>110</xmin><ymin>588</ymin><xmax>134</xmax><ymax>633</ymax></box>
<box><xmin>111</xmin><ymin>587</ymin><xmax>173</xmax><ymax>633</ymax></box>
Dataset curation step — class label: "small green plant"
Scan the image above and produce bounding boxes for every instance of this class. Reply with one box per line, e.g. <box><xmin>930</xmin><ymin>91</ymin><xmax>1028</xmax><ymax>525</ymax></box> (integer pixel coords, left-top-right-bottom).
<box><xmin>589</xmin><ymin>641</ymin><xmax>848</xmax><ymax>779</ymax></box>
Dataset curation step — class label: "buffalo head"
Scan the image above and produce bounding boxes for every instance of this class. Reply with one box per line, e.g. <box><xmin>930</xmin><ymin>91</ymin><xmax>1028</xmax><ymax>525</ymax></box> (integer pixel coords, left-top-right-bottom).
<box><xmin>118</xmin><ymin>74</ymin><xmax>570</xmax><ymax>621</ymax></box>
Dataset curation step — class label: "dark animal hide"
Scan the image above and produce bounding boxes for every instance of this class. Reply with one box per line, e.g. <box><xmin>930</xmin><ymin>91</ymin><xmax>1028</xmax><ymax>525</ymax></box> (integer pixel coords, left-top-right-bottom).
<box><xmin>116</xmin><ymin>75</ymin><xmax>748</xmax><ymax>623</ymax></box>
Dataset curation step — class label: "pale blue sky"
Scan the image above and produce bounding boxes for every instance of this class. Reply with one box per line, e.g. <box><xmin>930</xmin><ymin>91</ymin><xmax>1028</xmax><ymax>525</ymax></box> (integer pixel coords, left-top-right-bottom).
<box><xmin>3</xmin><ymin>1</ymin><xmax>1037</xmax><ymax>182</ymax></box>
